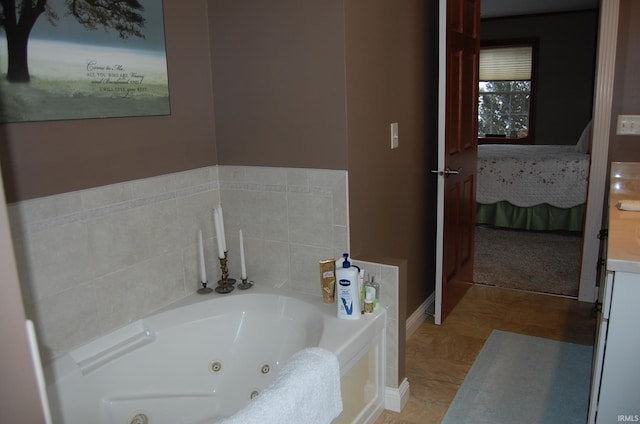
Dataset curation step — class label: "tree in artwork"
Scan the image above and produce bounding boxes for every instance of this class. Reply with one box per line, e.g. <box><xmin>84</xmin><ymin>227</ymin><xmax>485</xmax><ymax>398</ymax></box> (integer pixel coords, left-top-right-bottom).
<box><xmin>0</xmin><ymin>0</ymin><xmax>146</xmax><ymax>83</ymax></box>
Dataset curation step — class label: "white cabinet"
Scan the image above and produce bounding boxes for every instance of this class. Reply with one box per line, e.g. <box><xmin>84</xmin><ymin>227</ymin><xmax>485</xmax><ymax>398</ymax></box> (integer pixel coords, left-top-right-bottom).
<box><xmin>589</xmin><ymin>162</ymin><xmax>640</xmax><ymax>423</ymax></box>
<box><xmin>587</xmin><ymin>271</ymin><xmax>611</xmax><ymax>424</ymax></box>
<box><xmin>589</xmin><ymin>271</ymin><xmax>640</xmax><ymax>423</ymax></box>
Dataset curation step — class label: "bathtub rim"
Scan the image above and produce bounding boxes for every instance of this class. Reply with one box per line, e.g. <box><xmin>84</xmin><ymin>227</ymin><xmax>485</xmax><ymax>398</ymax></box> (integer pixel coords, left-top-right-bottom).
<box><xmin>44</xmin><ymin>285</ymin><xmax>387</xmax><ymax>388</ymax></box>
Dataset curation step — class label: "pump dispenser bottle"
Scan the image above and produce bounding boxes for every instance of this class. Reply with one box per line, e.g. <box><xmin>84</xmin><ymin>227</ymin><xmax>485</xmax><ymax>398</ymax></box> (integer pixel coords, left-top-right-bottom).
<box><xmin>364</xmin><ymin>275</ymin><xmax>380</xmax><ymax>310</ymax></box>
<box><xmin>336</xmin><ymin>253</ymin><xmax>360</xmax><ymax>320</ymax></box>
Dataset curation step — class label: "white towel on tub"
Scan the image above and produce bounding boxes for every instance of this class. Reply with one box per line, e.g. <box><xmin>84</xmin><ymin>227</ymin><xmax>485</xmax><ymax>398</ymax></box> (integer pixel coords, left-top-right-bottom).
<box><xmin>217</xmin><ymin>347</ymin><xmax>343</xmax><ymax>424</ymax></box>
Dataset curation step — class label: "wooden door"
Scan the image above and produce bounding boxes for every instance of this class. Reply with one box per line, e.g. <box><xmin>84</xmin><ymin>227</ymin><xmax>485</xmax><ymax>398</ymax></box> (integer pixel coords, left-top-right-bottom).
<box><xmin>435</xmin><ymin>0</ymin><xmax>479</xmax><ymax>323</ymax></box>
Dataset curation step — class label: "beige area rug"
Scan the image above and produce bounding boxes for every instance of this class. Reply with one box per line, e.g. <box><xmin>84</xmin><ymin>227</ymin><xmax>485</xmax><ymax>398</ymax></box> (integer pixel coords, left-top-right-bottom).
<box><xmin>473</xmin><ymin>226</ymin><xmax>582</xmax><ymax>297</ymax></box>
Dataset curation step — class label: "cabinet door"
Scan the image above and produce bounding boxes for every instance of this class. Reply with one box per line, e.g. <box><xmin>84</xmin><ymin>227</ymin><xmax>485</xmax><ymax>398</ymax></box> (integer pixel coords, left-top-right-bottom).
<box><xmin>596</xmin><ymin>271</ymin><xmax>640</xmax><ymax>423</ymax></box>
<box><xmin>588</xmin><ymin>271</ymin><xmax>613</xmax><ymax>424</ymax></box>
<box><xmin>600</xmin><ymin>271</ymin><xmax>614</xmax><ymax>319</ymax></box>
<box><xmin>587</xmin><ymin>310</ymin><xmax>608</xmax><ymax>424</ymax></box>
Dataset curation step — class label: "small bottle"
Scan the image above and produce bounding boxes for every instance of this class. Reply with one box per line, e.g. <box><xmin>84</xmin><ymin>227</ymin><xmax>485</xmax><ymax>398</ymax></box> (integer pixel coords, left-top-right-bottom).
<box><xmin>358</xmin><ymin>268</ymin><xmax>365</xmax><ymax>313</ymax></box>
<box><xmin>364</xmin><ymin>288</ymin><xmax>374</xmax><ymax>313</ymax></box>
<box><xmin>364</xmin><ymin>275</ymin><xmax>380</xmax><ymax>310</ymax></box>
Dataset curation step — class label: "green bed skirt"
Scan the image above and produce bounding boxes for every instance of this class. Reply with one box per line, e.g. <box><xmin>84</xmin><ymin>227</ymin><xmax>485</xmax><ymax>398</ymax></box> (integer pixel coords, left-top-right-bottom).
<box><xmin>476</xmin><ymin>201</ymin><xmax>585</xmax><ymax>232</ymax></box>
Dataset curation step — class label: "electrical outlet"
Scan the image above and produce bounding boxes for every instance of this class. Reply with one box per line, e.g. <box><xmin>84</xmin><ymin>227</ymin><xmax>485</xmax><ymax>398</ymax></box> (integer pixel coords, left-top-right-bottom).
<box><xmin>390</xmin><ymin>122</ymin><xmax>399</xmax><ymax>149</ymax></box>
<box><xmin>617</xmin><ymin>115</ymin><xmax>640</xmax><ymax>135</ymax></box>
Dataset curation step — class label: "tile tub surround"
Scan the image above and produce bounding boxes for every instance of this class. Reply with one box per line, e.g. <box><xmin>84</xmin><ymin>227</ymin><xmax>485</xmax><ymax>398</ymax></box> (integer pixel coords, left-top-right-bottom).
<box><xmin>352</xmin><ymin>259</ymin><xmax>401</xmax><ymax>391</ymax></box>
<box><xmin>7</xmin><ymin>165</ymin><xmax>401</xmax><ymax>400</ymax></box>
<box><xmin>8</xmin><ymin>166</ymin><xmax>221</xmax><ymax>362</ymax></box>
<box><xmin>217</xmin><ymin>165</ymin><xmax>350</xmax><ymax>293</ymax></box>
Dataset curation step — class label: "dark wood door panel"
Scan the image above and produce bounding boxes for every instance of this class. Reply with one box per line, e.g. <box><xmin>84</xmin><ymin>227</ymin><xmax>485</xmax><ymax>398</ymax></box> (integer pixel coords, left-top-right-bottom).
<box><xmin>440</xmin><ymin>0</ymin><xmax>479</xmax><ymax>322</ymax></box>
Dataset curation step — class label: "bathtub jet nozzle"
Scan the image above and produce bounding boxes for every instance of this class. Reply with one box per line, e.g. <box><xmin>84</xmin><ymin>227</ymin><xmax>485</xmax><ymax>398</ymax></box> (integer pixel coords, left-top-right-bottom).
<box><xmin>215</xmin><ymin>252</ymin><xmax>235</xmax><ymax>294</ymax></box>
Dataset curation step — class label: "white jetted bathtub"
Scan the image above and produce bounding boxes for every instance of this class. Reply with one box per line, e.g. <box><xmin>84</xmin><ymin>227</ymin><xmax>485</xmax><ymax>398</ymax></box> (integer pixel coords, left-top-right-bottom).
<box><xmin>45</xmin><ymin>286</ymin><xmax>387</xmax><ymax>424</ymax></box>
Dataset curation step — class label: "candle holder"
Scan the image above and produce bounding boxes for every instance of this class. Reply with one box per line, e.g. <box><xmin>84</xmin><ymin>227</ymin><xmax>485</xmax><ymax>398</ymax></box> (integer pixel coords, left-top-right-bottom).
<box><xmin>215</xmin><ymin>253</ymin><xmax>235</xmax><ymax>294</ymax></box>
<box><xmin>197</xmin><ymin>281</ymin><xmax>213</xmax><ymax>294</ymax></box>
<box><xmin>238</xmin><ymin>277</ymin><xmax>253</xmax><ymax>290</ymax></box>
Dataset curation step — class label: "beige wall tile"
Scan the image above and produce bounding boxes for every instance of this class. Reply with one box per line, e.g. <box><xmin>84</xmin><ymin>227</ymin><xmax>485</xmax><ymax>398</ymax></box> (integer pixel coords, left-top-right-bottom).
<box><xmin>81</xmin><ymin>183</ymin><xmax>133</xmax><ymax>210</ymax></box>
<box><xmin>131</xmin><ymin>167</ymin><xmax>213</xmax><ymax>199</ymax></box>
<box><xmin>29</xmin><ymin>221</ymin><xmax>92</xmax><ymax>300</ymax></box>
<box><xmin>94</xmin><ymin>252</ymin><xmax>185</xmax><ymax>332</ymax></box>
<box><xmin>35</xmin><ymin>284</ymin><xmax>99</xmax><ymax>362</ymax></box>
<box><xmin>175</xmin><ymin>190</ymin><xmax>219</xmax><ymax>248</ymax></box>
<box><xmin>290</xmin><ymin>243</ymin><xmax>334</xmax><ymax>295</ymax></box>
<box><xmin>88</xmin><ymin>199</ymin><xmax>180</xmax><ymax>277</ymax></box>
<box><xmin>11</xmin><ymin>192</ymin><xmax>83</xmax><ymax>225</ymax></box>
<box><xmin>288</xmin><ymin>192</ymin><xmax>333</xmax><ymax>247</ymax></box>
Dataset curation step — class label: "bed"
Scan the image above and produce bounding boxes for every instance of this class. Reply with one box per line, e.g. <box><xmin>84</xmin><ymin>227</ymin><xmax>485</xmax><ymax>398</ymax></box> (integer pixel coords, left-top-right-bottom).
<box><xmin>475</xmin><ymin>123</ymin><xmax>591</xmax><ymax>232</ymax></box>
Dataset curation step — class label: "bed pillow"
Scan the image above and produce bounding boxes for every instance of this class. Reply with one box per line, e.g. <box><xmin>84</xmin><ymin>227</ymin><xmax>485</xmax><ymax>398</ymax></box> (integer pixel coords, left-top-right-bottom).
<box><xmin>575</xmin><ymin>120</ymin><xmax>592</xmax><ymax>154</ymax></box>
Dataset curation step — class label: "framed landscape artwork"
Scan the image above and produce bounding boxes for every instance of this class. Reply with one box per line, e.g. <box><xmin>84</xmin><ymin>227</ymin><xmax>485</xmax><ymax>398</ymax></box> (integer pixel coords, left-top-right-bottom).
<box><xmin>0</xmin><ymin>0</ymin><xmax>170</xmax><ymax>123</ymax></box>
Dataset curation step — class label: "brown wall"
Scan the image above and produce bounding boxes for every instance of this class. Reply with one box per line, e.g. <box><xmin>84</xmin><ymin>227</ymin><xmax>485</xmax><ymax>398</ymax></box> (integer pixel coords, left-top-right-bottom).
<box><xmin>210</xmin><ymin>0</ymin><xmax>434</xmax><ymax>384</ymax></box>
<box><xmin>481</xmin><ymin>11</ymin><xmax>598</xmax><ymax>146</ymax></box>
<box><xmin>608</xmin><ymin>0</ymin><xmax>640</xmax><ymax>162</ymax></box>
<box><xmin>1</xmin><ymin>1</ymin><xmax>437</xmax><ymax>387</ymax></box>
<box><xmin>344</xmin><ymin>0</ymin><xmax>431</xmax><ymax>324</ymax></box>
<box><xmin>0</xmin><ymin>0</ymin><xmax>217</xmax><ymax>202</ymax></box>
<box><xmin>344</xmin><ymin>0</ymin><xmax>430</xmax><ymax>386</ymax></box>
<box><xmin>209</xmin><ymin>0</ymin><xmax>348</xmax><ymax>169</ymax></box>
<box><xmin>209</xmin><ymin>0</ymin><xmax>434</xmax><ymax>320</ymax></box>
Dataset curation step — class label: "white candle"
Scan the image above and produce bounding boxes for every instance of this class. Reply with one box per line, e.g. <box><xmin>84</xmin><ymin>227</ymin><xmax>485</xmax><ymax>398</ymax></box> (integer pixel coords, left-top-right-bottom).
<box><xmin>213</xmin><ymin>209</ymin><xmax>225</xmax><ymax>259</ymax></box>
<box><xmin>239</xmin><ymin>229</ymin><xmax>247</xmax><ymax>279</ymax></box>
<box><xmin>197</xmin><ymin>230</ymin><xmax>207</xmax><ymax>283</ymax></box>
<box><xmin>218</xmin><ymin>204</ymin><xmax>227</xmax><ymax>252</ymax></box>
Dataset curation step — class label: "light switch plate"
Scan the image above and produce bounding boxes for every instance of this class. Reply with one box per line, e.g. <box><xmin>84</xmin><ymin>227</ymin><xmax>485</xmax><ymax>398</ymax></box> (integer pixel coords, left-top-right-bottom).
<box><xmin>390</xmin><ymin>122</ymin><xmax>399</xmax><ymax>149</ymax></box>
<box><xmin>617</xmin><ymin>115</ymin><xmax>640</xmax><ymax>135</ymax></box>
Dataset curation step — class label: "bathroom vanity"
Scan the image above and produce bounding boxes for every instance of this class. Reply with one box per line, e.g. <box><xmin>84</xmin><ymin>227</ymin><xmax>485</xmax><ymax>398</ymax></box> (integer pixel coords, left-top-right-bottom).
<box><xmin>588</xmin><ymin>162</ymin><xmax>640</xmax><ymax>423</ymax></box>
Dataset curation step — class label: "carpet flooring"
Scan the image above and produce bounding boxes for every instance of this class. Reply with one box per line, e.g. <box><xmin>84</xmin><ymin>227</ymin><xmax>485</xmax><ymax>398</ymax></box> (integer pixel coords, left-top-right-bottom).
<box><xmin>441</xmin><ymin>330</ymin><xmax>593</xmax><ymax>424</ymax></box>
<box><xmin>474</xmin><ymin>226</ymin><xmax>582</xmax><ymax>297</ymax></box>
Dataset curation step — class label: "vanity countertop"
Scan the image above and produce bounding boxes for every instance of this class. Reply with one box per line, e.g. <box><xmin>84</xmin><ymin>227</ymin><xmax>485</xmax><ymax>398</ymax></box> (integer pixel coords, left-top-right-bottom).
<box><xmin>607</xmin><ymin>162</ymin><xmax>640</xmax><ymax>273</ymax></box>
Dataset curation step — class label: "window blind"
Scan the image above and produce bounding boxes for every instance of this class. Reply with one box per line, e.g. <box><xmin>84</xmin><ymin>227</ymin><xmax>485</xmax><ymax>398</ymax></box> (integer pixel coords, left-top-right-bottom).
<box><xmin>479</xmin><ymin>46</ymin><xmax>532</xmax><ymax>81</ymax></box>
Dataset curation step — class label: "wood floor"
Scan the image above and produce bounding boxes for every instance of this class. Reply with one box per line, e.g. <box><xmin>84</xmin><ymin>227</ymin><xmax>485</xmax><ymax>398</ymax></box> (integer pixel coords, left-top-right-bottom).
<box><xmin>374</xmin><ymin>284</ymin><xmax>597</xmax><ymax>424</ymax></box>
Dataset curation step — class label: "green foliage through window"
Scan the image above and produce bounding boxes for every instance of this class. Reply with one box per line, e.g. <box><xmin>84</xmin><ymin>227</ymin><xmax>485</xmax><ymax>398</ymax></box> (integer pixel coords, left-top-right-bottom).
<box><xmin>478</xmin><ymin>80</ymin><xmax>530</xmax><ymax>137</ymax></box>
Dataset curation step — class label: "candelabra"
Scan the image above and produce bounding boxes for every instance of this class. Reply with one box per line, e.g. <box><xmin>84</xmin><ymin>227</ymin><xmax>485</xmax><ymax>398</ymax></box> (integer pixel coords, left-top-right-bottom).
<box><xmin>197</xmin><ymin>281</ymin><xmax>213</xmax><ymax>294</ymax></box>
<box><xmin>215</xmin><ymin>253</ymin><xmax>236</xmax><ymax>294</ymax></box>
<box><xmin>238</xmin><ymin>277</ymin><xmax>253</xmax><ymax>290</ymax></box>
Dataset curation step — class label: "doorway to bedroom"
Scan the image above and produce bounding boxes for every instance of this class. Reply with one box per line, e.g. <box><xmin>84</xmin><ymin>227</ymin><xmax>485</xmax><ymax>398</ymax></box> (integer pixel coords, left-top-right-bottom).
<box><xmin>474</xmin><ymin>227</ymin><xmax>583</xmax><ymax>297</ymax></box>
<box><xmin>472</xmin><ymin>7</ymin><xmax>598</xmax><ymax>298</ymax></box>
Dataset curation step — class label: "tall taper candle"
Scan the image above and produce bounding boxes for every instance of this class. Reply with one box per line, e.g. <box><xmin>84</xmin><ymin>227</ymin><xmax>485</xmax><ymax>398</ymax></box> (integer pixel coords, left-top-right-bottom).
<box><xmin>218</xmin><ymin>204</ymin><xmax>227</xmax><ymax>252</ymax></box>
<box><xmin>198</xmin><ymin>230</ymin><xmax>207</xmax><ymax>283</ymax></box>
<box><xmin>213</xmin><ymin>209</ymin><xmax>225</xmax><ymax>259</ymax></box>
<box><xmin>239</xmin><ymin>229</ymin><xmax>247</xmax><ymax>279</ymax></box>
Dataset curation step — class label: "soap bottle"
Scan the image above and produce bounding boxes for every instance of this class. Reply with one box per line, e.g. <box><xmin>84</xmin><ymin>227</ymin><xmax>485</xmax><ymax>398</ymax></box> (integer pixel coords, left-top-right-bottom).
<box><xmin>364</xmin><ymin>275</ymin><xmax>380</xmax><ymax>310</ymax></box>
<box><xmin>336</xmin><ymin>253</ymin><xmax>360</xmax><ymax>320</ymax></box>
<box><xmin>364</xmin><ymin>289</ymin><xmax>374</xmax><ymax>313</ymax></box>
<box><xmin>358</xmin><ymin>268</ymin><xmax>365</xmax><ymax>313</ymax></box>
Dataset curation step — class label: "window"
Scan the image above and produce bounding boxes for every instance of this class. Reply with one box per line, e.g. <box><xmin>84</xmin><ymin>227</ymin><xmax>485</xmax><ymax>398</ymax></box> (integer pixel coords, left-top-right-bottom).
<box><xmin>478</xmin><ymin>42</ymin><xmax>535</xmax><ymax>142</ymax></box>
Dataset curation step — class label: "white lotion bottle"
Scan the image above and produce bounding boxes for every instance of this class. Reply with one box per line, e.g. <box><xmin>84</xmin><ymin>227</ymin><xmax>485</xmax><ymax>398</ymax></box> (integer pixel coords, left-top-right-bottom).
<box><xmin>336</xmin><ymin>253</ymin><xmax>360</xmax><ymax>320</ymax></box>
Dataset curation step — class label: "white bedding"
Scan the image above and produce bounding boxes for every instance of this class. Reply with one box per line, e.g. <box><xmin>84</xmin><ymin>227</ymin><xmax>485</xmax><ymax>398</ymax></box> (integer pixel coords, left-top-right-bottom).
<box><xmin>476</xmin><ymin>144</ymin><xmax>590</xmax><ymax>208</ymax></box>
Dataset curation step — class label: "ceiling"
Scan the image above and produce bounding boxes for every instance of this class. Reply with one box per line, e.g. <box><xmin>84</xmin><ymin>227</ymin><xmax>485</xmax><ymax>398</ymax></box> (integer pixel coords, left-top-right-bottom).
<box><xmin>481</xmin><ymin>0</ymin><xmax>598</xmax><ymax>18</ymax></box>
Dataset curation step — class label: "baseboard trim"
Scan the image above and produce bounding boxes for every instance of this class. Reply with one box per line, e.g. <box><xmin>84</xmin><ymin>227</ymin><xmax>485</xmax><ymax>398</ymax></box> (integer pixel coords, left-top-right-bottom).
<box><xmin>385</xmin><ymin>378</ymin><xmax>410</xmax><ymax>412</ymax></box>
<box><xmin>406</xmin><ymin>293</ymin><xmax>434</xmax><ymax>340</ymax></box>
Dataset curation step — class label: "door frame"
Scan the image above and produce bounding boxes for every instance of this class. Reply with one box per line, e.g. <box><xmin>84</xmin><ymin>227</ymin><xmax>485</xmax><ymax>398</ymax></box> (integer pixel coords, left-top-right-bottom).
<box><xmin>435</xmin><ymin>0</ymin><xmax>618</xmax><ymax>323</ymax></box>
<box><xmin>578</xmin><ymin>0</ymin><xmax>619</xmax><ymax>303</ymax></box>
<box><xmin>434</xmin><ymin>0</ymin><xmax>447</xmax><ymax>325</ymax></box>
<box><xmin>0</xmin><ymin>163</ymin><xmax>49</xmax><ymax>422</ymax></box>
